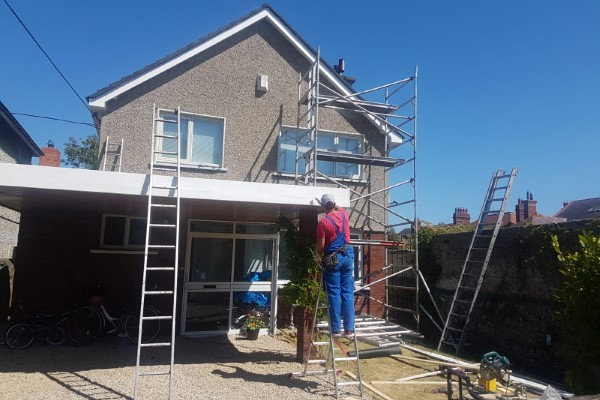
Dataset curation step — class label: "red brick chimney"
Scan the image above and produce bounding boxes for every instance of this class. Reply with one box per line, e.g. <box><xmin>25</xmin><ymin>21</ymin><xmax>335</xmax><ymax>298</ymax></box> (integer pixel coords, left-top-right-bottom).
<box><xmin>39</xmin><ymin>140</ymin><xmax>60</xmax><ymax>167</ymax></box>
<box><xmin>515</xmin><ymin>191</ymin><xmax>538</xmax><ymax>223</ymax></box>
<box><xmin>453</xmin><ymin>208</ymin><xmax>471</xmax><ymax>225</ymax></box>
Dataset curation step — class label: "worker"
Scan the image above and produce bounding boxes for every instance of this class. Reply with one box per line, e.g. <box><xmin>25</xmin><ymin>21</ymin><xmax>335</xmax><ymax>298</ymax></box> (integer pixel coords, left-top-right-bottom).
<box><xmin>316</xmin><ymin>194</ymin><xmax>355</xmax><ymax>338</ymax></box>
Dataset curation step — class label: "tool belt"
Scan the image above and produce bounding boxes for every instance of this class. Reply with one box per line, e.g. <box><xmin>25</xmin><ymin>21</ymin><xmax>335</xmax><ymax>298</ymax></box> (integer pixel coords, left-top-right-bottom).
<box><xmin>321</xmin><ymin>246</ymin><xmax>347</xmax><ymax>269</ymax></box>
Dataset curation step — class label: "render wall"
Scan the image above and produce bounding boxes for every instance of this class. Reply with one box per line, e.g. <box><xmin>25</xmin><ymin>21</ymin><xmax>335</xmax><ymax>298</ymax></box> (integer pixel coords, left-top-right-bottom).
<box><xmin>96</xmin><ymin>20</ymin><xmax>388</xmax><ymax>231</ymax></box>
<box><xmin>0</xmin><ymin>124</ymin><xmax>30</xmax><ymax>259</ymax></box>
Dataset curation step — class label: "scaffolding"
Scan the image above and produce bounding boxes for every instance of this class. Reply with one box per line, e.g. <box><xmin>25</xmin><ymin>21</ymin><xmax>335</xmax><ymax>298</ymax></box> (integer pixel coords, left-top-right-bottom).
<box><xmin>295</xmin><ymin>48</ymin><xmax>420</xmax><ymax>329</ymax></box>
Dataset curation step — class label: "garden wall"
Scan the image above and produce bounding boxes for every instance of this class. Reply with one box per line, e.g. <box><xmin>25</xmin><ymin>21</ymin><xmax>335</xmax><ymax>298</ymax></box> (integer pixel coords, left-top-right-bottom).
<box><xmin>419</xmin><ymin>220</ymin><xmax>600</xmax><ymax>380</ymax></box>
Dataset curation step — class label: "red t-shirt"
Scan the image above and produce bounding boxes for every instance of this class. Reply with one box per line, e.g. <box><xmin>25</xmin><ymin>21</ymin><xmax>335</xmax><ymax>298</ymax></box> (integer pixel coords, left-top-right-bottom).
<box><xmin>317</xmin><ymin>208</ymin><xmax>351</xmax><ymax>248</ymax></box>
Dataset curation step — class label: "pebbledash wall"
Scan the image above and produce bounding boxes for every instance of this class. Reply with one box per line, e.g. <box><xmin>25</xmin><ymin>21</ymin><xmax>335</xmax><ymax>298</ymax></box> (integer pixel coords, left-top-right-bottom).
<box><xmin>423</xmin><ymin>220</ymin><xmax>599</xmax><ymax>379</ymax></box>
<box><xmin>94</xmin><ymin>19</ymin><xmax>388</xmax><ymax>233</ymax></box>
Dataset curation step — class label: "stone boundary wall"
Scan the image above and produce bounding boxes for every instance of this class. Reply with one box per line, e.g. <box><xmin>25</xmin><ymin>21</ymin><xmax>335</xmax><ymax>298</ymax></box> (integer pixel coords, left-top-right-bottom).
<box><xmin>421</xmin><ymin>220</ymin><xmax>599</xmax><ymax>380</ymax></box>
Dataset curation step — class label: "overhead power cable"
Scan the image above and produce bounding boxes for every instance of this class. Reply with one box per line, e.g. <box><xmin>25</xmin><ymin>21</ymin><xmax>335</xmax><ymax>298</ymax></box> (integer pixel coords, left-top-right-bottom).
<box><xmin>12</xmin><ymin>113</ymin><xmax>95</xmax><ymax>127</ymax></box>
<box><xmin>3</xmin><ymin>0</ymin><xmax>91</xmax><ymax>113</ymax></box>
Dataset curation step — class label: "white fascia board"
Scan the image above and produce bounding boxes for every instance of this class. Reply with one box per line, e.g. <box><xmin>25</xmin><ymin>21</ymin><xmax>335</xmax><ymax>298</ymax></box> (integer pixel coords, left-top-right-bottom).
<box><xmin>88</xmin><ymin>10</ymin><xmax>390</xmax><ymax>138</ymax></box>
<box><xmin>89</xmin><ymin>9</ymin><xmax>353</xmax><ymax>110</ymax></box>
<box><xmin>0</xmin><ymin>163</ymin><xmax>349</xmax><ymax>207</ymax></box>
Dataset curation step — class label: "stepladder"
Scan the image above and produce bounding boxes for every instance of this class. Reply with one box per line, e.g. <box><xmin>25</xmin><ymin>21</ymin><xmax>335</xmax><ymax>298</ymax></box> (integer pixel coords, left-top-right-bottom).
<box><xmin>291</xmin><ymin>266</ymin><xmax>364</xmax><ymax>399</ymax></box>
<box><xmin>134</xmin><ymin>105</ymin><xmax>182</xmax><ymax>399</ymax></box>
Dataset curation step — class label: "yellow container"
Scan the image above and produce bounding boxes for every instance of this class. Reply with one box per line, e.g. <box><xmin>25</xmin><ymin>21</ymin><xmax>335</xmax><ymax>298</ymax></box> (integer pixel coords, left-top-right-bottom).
<box><xmin>480</xmin><ymin>377</ymin><xmax>497</xmax><ymax>392</ymax></box>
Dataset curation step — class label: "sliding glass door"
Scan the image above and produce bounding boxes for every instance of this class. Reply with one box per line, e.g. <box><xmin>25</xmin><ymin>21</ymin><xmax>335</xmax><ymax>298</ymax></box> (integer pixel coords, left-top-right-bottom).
<box><xmin>182</xmin><ymin>221</ymin><xmax>277</xmax><ymax>335</ymax></box>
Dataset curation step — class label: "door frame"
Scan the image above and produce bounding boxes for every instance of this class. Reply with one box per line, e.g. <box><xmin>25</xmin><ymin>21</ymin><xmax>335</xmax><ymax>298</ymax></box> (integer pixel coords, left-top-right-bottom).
<box><xmin>181</xmin><ymin>219</ymin><xmax>279</xmax><ymax>336</ymax></box>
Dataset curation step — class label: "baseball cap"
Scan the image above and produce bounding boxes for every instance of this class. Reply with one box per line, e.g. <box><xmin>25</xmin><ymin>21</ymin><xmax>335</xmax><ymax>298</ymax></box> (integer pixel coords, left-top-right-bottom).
<box><xmin>320</xmin><ymin>194</ymin><xmax>335</xmax><ymax>207</ymax></box>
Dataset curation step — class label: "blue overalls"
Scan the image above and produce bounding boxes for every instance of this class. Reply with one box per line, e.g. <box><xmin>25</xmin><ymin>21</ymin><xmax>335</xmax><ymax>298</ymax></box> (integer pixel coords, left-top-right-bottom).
<box><xmin>324</xmin><ymin>213</ymin><xmax>355</xmax><ymax>334</ymax></box>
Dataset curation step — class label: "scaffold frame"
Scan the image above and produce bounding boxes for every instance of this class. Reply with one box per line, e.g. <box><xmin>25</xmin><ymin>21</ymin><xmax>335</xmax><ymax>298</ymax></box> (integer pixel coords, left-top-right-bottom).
<box><xmin>295</xmin><ymin>48</ymin><xmax>421</xmax><ymax>328</ymax></box>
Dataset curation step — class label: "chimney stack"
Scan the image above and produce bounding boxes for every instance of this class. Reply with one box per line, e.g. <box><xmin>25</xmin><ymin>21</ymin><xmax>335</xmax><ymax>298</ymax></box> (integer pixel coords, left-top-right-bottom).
<box><xmin>39</xmin><ymin>140</ymin><xmax>60</xmax><ymax>167</ymax></box>
<box><xmin>515</xmin><ymin>191</ymin><xmax>538</xmax><ymax>222</ymax></box>
<box><xmin>453</xmin><ymin>207</ymin><xmax>471</xmax><ymax>225</ymax></box>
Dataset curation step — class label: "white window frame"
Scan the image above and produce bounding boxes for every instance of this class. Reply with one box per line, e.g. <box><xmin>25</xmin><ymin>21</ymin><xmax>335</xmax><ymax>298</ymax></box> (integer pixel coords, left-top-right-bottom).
<box><xmin>156</xmin><ymin>109</ymin><xmax>226</xmax><ymax>170</ymax></box>
<box><xmin>100</xmin><ymin>214</ymin><xmax>146</xmax><ymax>248</ymax></box>
<box><xmin>277</xmin><ymin>126</ymin><xmax>363</xmax><ymax>179</ymax></box>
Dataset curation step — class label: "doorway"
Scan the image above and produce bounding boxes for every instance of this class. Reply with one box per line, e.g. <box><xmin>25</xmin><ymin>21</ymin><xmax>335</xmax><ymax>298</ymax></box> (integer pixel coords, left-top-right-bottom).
<box><xmin>181</xmin><ymin>220</ymin><xmax>277</xmax><ymax>335</ymax></box>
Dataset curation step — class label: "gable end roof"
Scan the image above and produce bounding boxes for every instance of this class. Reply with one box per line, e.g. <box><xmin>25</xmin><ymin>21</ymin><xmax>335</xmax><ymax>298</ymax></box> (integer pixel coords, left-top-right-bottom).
<box><xmin>86</xmin><ymin>5</ymin><xmax>399</xmax><ymax>142</ymax></box>
<box><xmin>88</xmin><ymin>5</ymin><xmax>353</xmax><ymax>110</ymax></box>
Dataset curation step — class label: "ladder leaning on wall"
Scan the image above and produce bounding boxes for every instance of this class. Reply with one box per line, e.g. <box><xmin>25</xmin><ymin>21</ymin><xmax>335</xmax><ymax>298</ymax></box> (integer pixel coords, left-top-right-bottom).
<box><xmin>134</xmin><ymin>105</ymin><xmax>182</xmax><ymax>399</ymax></box>
<box><xmin>102</xmin><ymin>135</ymin><xmax>124</xmax><ymax>172</ymax></box>
<box><xmin>437</xmin><ymin>167</ymin><xmax>518</xmax><ymax>355</ymax></box>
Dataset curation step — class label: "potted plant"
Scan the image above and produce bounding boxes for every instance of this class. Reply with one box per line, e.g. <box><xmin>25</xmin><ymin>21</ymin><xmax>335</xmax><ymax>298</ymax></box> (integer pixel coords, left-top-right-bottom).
<box><xmin>241</xmin><ymin>310</ymin><xmax>267</xmax><ymax>340</ymax></box>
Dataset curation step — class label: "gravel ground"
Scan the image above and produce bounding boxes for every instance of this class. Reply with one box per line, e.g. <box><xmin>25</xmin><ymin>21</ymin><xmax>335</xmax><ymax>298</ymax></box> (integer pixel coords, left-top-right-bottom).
<box><xmin>0</xmin><ymin>330</ymin><xmax>367</xmax><ymax>400</ymax></box>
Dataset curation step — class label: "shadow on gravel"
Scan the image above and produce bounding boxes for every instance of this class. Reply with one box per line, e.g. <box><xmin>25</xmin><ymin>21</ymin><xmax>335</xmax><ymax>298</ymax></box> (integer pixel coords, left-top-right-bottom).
<box><xmin>0</xmin><ymin>334</ymin><xmax>297</xmax><ymax>373</ymax></box>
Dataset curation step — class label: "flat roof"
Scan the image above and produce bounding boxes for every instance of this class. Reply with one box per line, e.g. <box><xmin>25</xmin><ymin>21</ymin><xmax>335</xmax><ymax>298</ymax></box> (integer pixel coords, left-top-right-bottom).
<box><xmin>0</xmin><ymin>163</ymin><xmax>349</xmax><ymax>212</ymax></box>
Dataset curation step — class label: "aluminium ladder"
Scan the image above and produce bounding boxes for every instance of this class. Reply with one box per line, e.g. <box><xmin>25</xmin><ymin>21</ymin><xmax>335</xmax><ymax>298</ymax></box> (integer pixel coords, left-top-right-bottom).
<box><xmin>437</xmin><ymin>167</ymin><xmax>518</xmax><ymax>355</ymax></box>
<box><xmin>134</xmin><ymin>105</ymin><xmax>182</xmax><ymax>399</ymax></box>
<box><xmin>294</xmin><ymin>268</ymin><xmax>364</xmax><ymax>399</ymax></box>
<box><xmin>102</xmin><ymin>135</ymin><xmax>124</xmax><ymax>172</ymax></box>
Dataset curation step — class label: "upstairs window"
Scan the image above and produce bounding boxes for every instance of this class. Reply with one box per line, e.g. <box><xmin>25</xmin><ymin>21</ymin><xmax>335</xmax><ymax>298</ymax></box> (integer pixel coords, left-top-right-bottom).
<box><xmin>157</xmin><ymin>111</ymin><xmax>225</xmax><ymax>168</ymax></box>
<box><xmin>101</xmin><ymin>215</ymin><xmax>146</xmax><ymax>247</ymax></box>
<box><xmin>278</xmin><ymin>128</ymin><xmax>361</xmax><ymax>179</ymax></box>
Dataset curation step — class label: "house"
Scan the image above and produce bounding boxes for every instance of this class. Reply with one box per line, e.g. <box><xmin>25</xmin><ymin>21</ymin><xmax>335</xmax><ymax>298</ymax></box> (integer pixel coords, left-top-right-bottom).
<box><xmin>0</xmin><ymin>5</ymin><xmax>416</xmax><ymax>341</ymax></box>
<box><xmin>553</xmin><ymin>197</ymin><xmax>600</xmax><ymax>221</ymax></box>
<box><xmin>0</xmin><ymin>100</ymin><xmax>44</xmax><ymax>324</ymax></box>
<box><xmin>0</xmin><ymin>100</ymin><xmax>44</xmax><ymax>259</ymax></box>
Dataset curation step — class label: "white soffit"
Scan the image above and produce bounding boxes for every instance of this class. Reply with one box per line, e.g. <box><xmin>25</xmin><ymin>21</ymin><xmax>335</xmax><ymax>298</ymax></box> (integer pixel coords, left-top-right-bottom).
<box><xmin>0</xmin><ymin>163</ymin><xmax>350</xmax><ymax>207</ymax></box>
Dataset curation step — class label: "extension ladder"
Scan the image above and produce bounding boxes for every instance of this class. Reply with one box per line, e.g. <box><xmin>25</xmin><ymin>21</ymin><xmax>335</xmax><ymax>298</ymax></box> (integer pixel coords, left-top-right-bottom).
<box><xmin>294</xmin><ymin>268</ymin><xmax>364</xmax><ymax>399</ymax></box>
<box><xmin>102</xmin><ymin>135</ymin><xmax>123</xmax><ymax>172</ymax></box>
<box><xmin>438</xmin><ymin>167</ymin><xmax>518</xmax><ymax>355</ymax></box>
<box><xmin>134</xmin><ymin>105</ymin><xmax>182</xmax><ymax>399</ymax></box>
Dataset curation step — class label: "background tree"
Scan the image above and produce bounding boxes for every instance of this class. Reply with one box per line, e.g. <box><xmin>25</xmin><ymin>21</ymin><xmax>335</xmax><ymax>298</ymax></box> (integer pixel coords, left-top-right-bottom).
<box><xmin>62</xmin><ymin>134</ymin><xmax>99</xmax><ymax>169</ymax></box>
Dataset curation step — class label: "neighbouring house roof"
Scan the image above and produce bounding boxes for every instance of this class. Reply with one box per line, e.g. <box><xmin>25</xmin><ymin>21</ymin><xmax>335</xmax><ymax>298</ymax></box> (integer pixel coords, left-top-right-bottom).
<box><xmin>553</xmin><ymin>197</ymin><xmax>600</xmax><ymax>221</ymax></box>
<box><xmin>86</xmin><ymin>4</ymin><xmax>401</xmax><ymax>144</ymax></box>
<box><xmin>0</xmin><ymin>101</ymin><xmax>44</xmax><ymax>157</ymax></box>
<box><xmin>0</xmin><ymin>163</ymin><xmax>350</xmax><ymax>213</ymax></box>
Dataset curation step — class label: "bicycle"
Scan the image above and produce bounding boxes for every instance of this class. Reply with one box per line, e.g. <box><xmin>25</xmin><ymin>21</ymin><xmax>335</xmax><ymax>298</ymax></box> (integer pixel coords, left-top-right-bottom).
<box><xmin>5</xmin><ymin>312</ymin><xmax>70</xmax><ymax>349</ymax></box>
<box><xmin>66</xmin><ymin>295</ymin><xmax>161</xmax><ymax>346</ymax></box>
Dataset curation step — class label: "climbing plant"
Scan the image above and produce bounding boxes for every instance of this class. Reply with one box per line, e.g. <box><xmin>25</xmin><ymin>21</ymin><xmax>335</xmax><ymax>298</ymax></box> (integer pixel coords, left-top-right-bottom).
<box><xmin>276</xmin><ymin>217</ymin><xmax>324</xmax><ymax>314</ymax></box>
<box><xmin>552</xmin><ymin>231</ymin><xmax>600</xmax><ymax>394</ymax></box>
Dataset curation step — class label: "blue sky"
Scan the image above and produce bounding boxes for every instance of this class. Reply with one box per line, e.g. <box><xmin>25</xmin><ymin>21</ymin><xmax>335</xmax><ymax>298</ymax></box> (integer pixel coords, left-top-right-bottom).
<box><xmin>1</xmin><ymin>1</ymin><xmax>598</xmax><ymax>224</ymax></box>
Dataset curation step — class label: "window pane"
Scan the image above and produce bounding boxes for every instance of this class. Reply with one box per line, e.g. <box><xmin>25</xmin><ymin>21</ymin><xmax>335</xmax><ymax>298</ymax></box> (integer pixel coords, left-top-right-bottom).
<box><xmin>317</xmin><ymin>133</ymin><xmax>335</xmax><ymax>176</ymax></box>
<box><xmin>192</xmin><ymin>118</ymin><xmax>223</xmax><ymax>165</ymax></box>
<box><xmin>235</xmin><ymin>223</ymin><xmax>275</xmax><ymax>234</ymax></box>
<box><xmin>160</xmin><ymin>115</ymin><xmax>189</xmax><ymax>160</ymax></box>
<box><xmin>337</xmin><ymin>136</ymin><xmax>360</xmax><ymax>177</ymax></box>
<box><xmin>190</xmin><ymin>221</ymin><xmax>234</xmax><ymax>233</ymax></box>
<box><xmin>278</xmin><ymin>239</ymin><xmax>291</xmax><ymax>281</ymax></box>
<box><xmin>189</xmin><ymin>238</ymin><xmax>233</xmax><ymax>282</ymax></box>
<box><xmin>185</xmin><ymin>292</ymin><xmax>229</xmax><ymax>332</ymax></box>
<box><xmin>234</xmin><ymin>239</ymin><xmax>273</xmax><ymax>281</ymax></box>
<box><xmin>278</xmin><ymin>130</ymin><xmax>309</xmax><ymax>173</ymax></box>
<box><xmin>232</xmin><ymin>291</ymin><xmax>271</xmax><ymax>330</ymax></box>
<box><xmin>128</xmin><ymin>219</ymin><xmax>147</xmax><ymax>246</ymax></box>
<box><xmin>103</xmin><ymin>216</ymin><xmax>126</xmax><ymax>246</ymax></box>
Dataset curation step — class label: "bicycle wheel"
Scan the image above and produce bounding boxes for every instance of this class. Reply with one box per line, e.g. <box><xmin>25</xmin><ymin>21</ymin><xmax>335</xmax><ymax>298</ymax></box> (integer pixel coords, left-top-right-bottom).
<box><xmin>5</xmin><ymin>323</ymin><xmax>35</xmax><ymax>349</ymax></box>
<box><xmin>45</xmin><ymin>326</ymin><xmax>66</xmax><ymax>346</ymax></box>
<box><xmin>66</xmin><ymin>307</ymin><xmax>103</xmax><ymax>345</ymax></box>
<box><xmin>124</xmin><ymin>306</ymin><xmax>160</xmax><ymax>344</ymax></box>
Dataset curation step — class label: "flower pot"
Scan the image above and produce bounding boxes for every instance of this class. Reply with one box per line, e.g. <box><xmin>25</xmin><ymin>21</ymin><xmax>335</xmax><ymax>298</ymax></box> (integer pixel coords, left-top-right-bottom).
<box><xmin>247</xmin><ymin>329</ymin><xmax>260</xmax><ymax>340</ymax></box>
